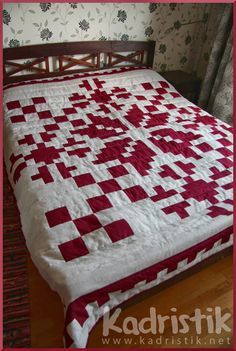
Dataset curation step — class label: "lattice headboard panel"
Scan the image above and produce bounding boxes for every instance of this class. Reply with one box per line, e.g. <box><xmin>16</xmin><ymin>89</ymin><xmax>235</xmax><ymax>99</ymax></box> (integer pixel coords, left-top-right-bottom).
<box><xmin>3</xmin><ymin>40</ymin><xmax>155</xmax><ymax>85</ymax></box>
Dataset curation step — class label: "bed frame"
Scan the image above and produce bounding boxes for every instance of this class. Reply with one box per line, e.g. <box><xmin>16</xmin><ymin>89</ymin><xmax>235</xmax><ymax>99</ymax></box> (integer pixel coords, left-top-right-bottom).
<box><xmin>3</xmin><ymin>40</ymin><xmax>232</xmax><ymax>281</ymax></box>
<box><xmin>3</xmin><ymin>39</ymin><xmax>233</xmax><ymax>346</ymax></box>
<box><xmin>3</xmin><ymin>40</ymin><xmax>155</xmax><ymax>85</ymax></box>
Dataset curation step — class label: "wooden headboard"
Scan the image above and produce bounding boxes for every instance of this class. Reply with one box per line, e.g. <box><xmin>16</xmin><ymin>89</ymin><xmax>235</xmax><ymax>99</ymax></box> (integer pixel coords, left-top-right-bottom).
<box><xmin>3</xmin><ymin>40</ymin><xmax>155</xmax><ymax>85</ymax></box>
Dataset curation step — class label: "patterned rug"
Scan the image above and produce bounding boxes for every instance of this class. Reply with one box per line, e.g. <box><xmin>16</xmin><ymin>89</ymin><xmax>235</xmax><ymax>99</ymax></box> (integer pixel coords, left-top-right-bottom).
<box><xmin>3</xmin><ymin>168</ymin><xmax>31</xmax><ymax>347</ymax></box>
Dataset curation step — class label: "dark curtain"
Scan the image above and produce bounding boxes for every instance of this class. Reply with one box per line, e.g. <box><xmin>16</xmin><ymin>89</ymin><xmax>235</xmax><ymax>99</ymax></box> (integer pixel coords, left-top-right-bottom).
<box><xmin>198</xmin><ymin>4</ymin><xmax>233</xmax><ymax>125</ymax></box>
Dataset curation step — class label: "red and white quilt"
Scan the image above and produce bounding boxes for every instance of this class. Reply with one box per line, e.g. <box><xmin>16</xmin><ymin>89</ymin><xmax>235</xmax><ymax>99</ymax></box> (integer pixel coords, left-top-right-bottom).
<box><xmin>4</xmin><ymin>67</ymin><xmax>233</xmax><ymax>347</ymax></box>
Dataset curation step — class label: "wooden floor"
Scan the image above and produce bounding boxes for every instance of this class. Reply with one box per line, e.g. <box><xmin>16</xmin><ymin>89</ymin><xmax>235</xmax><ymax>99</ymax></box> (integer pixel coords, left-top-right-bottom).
<box><xmin>28</xmin><ymin>253</ymin><xmax>233</xmax><ymax>348</ymax></box>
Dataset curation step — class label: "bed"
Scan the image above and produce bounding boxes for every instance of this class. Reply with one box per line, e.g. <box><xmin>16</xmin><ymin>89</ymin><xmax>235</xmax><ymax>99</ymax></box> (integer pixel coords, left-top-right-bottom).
<box><xmin>3</xmin><ymin>41</ymin><xmax>233</xmax><ymax>347</ymax></box>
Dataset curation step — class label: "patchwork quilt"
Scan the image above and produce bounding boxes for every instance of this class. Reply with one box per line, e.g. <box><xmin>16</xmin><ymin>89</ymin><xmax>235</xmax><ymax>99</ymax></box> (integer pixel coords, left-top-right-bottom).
<box><xmin>4</xmin><ymin>67</ymin><xmax>233</xmax><ymax>347</ymax></box>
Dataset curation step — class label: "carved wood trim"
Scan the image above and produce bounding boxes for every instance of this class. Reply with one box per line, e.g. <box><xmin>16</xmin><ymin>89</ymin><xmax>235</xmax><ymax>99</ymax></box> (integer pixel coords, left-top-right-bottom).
<box><xmin>58</xmin><ymin>53</ymin><xmax>100</xmax><ymax>72</ymax></box>
<box><xmin>3</xmin><ymin>41</ymin><xmax>156</xmax><ymax>84</ymax></box>
<box><xmin>5</xmin><ymin>57</ymin><xmax>50</xmax><ymax>77</ymax></box>
<box><xmin>108</xmin><ymin>51</ymin><xmax>145</xmax><ymax>67</ymax></box>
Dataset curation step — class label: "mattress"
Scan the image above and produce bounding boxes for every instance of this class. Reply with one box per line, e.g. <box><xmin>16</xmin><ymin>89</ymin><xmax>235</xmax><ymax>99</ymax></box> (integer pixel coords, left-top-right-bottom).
<box><xmin>3</xmin><ymin>66</ymin><xmax>233</xmax><ymax>347</ymax></box>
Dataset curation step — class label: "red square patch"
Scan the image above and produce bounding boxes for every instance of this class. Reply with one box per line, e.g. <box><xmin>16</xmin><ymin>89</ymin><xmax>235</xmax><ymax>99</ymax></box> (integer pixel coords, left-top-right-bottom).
<box><xmin>38</xmin><ymin>110</ymin><xmax>53</xmax><ymax>119</ymax></box>
<box><xmin>146</xmin><ymin>105</ymin><xmax>158</xmax><ymax>112</ymax></box>
<box><xmin>46</xmin><ymin>206</ymin><xmax>72</xmax><ymax>227</ymax></box>
<box><xmin>74</xmin><ymin>214</ymin><xmax>102</xmax><ymax>235</ymax></box>
<box><xmin>124</xmin><ymin>185</ymin><xmax>148</xmax><ymax>202</ymax></box>
<box><xmin>165</xmin><ymin>104</ymin><xmax>176</xmax><ymax>110</ymax></box>
<box><xmin>63</xmin><ymin>107</ymin><xmax>77</xmax><ymax>115</ymax></box>
<box><xmin>71</xmin><ymin>119</ymin><xmax>86</xmax><ymax>127</ymax></box>
<box><xmin>104</xmin><ymin>219</ymin><xmax>133</xmax><ymax>242</ymax></box>
<box><xmin>32</xmin><ymin>97</ymin><xmax>46</xmax><ymax>104</ymax></box>
<box><xmin>98</xmin><ymin>179</ymin><xmax>121</xmax><ymax>194</ymax></box>
<box><xmin>87</xmin><ymin>195</ymin><xmax>112</xmax><ymax>213</ymax></box>
<box><xmin>156</xmin><ymin>88</ymin><xmax>167</xmax><ymax>95</ymax></box>
<box><xmin>142</xmin><ymin>83</ymin><xmax>153</xmax><ymax>90</ymax></box>
<box><xmin>108</xmin><ymin>165</ymin><xmax>129</xmax><ymax>178</ymax></box>
<box><xmin>22</xmin><ymin>105</ymin><xmax>36</xmax><ymax>114</ymax></box>
<box><xmin>196</xmin><ymin>142</ymin><xmax>213</xmax><ymax>152</ymax></box>
<box><xmin>45</xmin><ymin>124</ymin><xmax>60</xmax><ymax>131</ymax></box>
<box><xmin>7</xmin><ymin>100</ymin><xmax>21</xmax><ymax>110</ymax></box>
<box><xmin>74</xmin><ymin>173</ymin><xmax>96</xmax><ymax>187</ymax></box>
<box><xmin>59</xmin><ymin>236</ymin><xmax>89</xmax><ymax>261</ymax></box>
<box><xmin>54</xmin><ymin>115</ymin><xmax>68</xmax><ymax>123</ymax></box>
<box><xmin>135</xmin><ymin>95</ymin><xmax>146</xmax><ymax>101</ymax></box>
<box><xmin>11</xmin><ymin>115</ymin><xmax>26</xmax><ymax>123</ymax></box>
<box><xmin>159</xmin><ymin>81</ymin><xmax>170</xmax><ymax>88</ymax></box>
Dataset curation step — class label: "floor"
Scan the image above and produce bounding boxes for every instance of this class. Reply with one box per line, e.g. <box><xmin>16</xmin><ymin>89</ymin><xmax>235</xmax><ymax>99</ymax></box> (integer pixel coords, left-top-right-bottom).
<box><xmin>28</xmin><ymin>253</ymin><xmax>233</xmax><ymax>348</ymax></box>
<box><xmin>3</xmin><ymin>169</ymin><xmax>31</xmax><ymax>347</ymax></box>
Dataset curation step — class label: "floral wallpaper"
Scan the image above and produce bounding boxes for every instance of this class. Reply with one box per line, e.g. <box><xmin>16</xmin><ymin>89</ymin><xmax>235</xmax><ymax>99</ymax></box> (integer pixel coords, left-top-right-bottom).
<box><xmin>3</xmin><ymin>2</ymin><xmax>222</xmax><ymax>77</ymax></box>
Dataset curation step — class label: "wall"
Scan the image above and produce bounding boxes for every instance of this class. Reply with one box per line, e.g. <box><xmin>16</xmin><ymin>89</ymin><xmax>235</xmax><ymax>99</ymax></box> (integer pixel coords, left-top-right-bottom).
<box><xmin>3</xmin><ymin>2</ymin><xmax>222</xmax><ymax>77</ymax></box>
